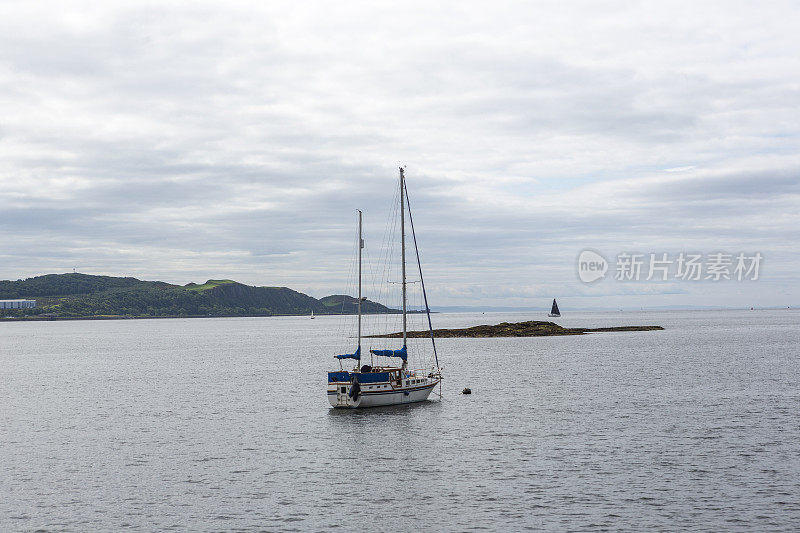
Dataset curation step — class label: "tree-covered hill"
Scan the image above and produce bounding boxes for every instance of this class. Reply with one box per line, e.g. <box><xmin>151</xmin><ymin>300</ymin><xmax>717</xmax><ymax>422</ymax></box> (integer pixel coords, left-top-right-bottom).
<box><xmin>0</xmin><ymin>273</ymin><xmax>172</xmax><ymax>298</ymax></box>
<box><xmin>0</xmin><ymin>273</ymin><xmax>396</xmax><ymax>319</ymax></box>
<box><xmin>319</xmin><ymin>294</ymin><xmax>399</xmax><ymax>314</ymax></box>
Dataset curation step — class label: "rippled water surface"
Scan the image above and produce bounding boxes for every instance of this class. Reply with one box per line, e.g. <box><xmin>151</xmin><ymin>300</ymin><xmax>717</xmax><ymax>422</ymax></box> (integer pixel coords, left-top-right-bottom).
<box><xmin>2</xmin><ymin>310</ymin><xmax>799</xmax><ymax>531</ymax></box>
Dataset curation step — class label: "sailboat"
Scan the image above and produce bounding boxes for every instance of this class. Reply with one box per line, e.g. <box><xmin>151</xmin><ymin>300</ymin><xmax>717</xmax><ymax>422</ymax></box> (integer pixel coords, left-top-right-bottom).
<box><xmin>548</xmin><ymin>298</ymin><xmax>561</xmax><ymax>317</ymax></box>
<box><xmin>327</xmin><ymin>168</ymin><xmax>442</xmax><ymax>408</ymax></box>
<box><xmin>310</xmin><ymin>310</ymin><xmax>315</xmax><ymax>319</ymax></box>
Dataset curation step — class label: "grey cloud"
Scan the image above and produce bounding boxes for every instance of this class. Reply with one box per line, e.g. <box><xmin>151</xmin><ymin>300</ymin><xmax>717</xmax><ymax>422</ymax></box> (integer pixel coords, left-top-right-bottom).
<box><xmin>0</xmin><ymin>2</ymin><xmax>798</xmax><ymax>308</ymax></box>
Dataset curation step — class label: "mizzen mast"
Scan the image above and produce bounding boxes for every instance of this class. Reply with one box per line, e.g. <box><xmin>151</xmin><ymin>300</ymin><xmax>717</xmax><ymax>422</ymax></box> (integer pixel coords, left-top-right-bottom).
<box><xmin>357</xmin><ymin>209</ymin><xmax>363</xmax><ymax>359</ymax></box>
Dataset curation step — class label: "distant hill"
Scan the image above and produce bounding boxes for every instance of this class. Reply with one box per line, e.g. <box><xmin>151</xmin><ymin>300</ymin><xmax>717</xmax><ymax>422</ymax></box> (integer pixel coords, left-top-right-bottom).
<box><xmin>0</xmin><ymin>273</ymin><xmax>397</xmax><ymax>319</ymax></box>
<box><xmin>319</xmin><ymin>294</ymin><xmax>396</xmax><ymax>314</ymax></box>
<box><xmin>0</xmin><ymin>273</ymin><xmax>172</xmax><ymax>297</ymax></box>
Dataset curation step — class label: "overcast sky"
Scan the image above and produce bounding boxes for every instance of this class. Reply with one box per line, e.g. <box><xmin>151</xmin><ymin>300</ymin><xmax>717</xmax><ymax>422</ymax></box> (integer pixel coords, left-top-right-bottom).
<box><xmin>1</xmin><ymin>1</ymin><xmax>798</xmax><ymax>308</ymax></box>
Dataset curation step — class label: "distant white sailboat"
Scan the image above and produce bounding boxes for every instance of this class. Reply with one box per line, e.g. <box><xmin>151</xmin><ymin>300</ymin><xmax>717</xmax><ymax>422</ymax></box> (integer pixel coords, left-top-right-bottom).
<box><xmin>327</xmin><ymin>168</ymin><xmax>442</xmax><ymax>408</ymax></box>
<box><xmin>310</xmin><ymin>310</ymin><xmax>315</xmax><ymax>319</ymax></box>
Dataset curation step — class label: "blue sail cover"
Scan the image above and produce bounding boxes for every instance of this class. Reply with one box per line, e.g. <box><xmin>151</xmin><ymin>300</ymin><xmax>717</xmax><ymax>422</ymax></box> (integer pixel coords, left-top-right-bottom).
<box><xmin>335</xmin><ymin>346</ymin><xmax>361</xmax><ymax>361</ymax></box>
<box><xmin>370</xmin><ymin>345</ymin><xmax>407</xmax><ymax>361</ymax></box>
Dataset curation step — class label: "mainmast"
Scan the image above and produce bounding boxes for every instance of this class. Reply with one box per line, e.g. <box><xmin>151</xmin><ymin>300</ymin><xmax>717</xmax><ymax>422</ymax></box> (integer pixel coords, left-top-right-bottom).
<box><xmin>400</xmin><ymin>167</ymin><xmax>407</xmax><ymax>363</ymax></box>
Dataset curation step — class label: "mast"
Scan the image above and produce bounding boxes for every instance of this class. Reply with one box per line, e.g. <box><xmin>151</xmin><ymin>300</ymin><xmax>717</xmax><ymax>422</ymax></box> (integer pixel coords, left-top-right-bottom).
<box><xmin>400</xmin><ymin>167</ymin><xmax>407</xmax><ymax>362</ymax></box>
<box><xmin>357</xmin><ymin>209</ymin><xmax>363</xmax><ymax>358</ymax></box>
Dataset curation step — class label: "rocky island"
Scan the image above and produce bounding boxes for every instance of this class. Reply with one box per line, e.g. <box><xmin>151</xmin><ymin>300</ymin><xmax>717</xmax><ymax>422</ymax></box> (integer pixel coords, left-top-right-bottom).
<box><xmin>368</xmin><ymin>320</ymin><xmax>664</xmax><ymax>338</ymax></box>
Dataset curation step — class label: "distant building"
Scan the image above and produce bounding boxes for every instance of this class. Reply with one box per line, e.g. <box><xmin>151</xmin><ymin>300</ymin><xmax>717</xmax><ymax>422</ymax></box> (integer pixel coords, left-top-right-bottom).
<box><xmin>0</xmin><ymin>299</ymin><xmax>36</xmax><ymax>309</ymax></box>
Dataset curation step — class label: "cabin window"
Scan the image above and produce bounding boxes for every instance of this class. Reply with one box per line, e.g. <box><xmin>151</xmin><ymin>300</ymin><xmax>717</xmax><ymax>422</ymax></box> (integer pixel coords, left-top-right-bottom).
<box><xmin>340</xmin><ymin>387</ymin><xmax>346</xmax><ymax>393</ymax></box>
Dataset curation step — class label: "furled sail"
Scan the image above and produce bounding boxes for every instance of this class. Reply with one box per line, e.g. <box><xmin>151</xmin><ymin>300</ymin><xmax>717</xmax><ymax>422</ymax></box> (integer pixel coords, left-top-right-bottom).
<box><xmin>370</xmin><ymin>345</ymin><xmax>407</xmax><ymax>361</ymax></box>
<box><xmin>335</xmin><ymin>346</ymin><xmax>361</xmax><ymax>360</ymax></box>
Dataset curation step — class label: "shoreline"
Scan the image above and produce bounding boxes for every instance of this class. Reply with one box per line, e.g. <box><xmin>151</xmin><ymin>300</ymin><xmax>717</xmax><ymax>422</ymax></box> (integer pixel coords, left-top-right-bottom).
<box><xmin>0</xmin><ymin>312</ymin><xmax>389</xmax><ymax>322</ymax></box>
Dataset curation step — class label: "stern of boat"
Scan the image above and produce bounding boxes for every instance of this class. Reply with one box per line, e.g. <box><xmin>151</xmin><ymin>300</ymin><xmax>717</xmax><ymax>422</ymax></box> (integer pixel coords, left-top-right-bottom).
<box><xmin>327</xmin><ymin>371</ymin><xmax>363</xmax><ymax>408</ymax></box>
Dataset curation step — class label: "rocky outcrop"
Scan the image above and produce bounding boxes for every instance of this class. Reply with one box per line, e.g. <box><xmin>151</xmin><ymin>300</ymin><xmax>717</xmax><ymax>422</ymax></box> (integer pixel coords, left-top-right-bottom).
<box><xmin>368</xmin><ymin>320</ymin><xmax>664</xmax><ymax>338</ymax></box>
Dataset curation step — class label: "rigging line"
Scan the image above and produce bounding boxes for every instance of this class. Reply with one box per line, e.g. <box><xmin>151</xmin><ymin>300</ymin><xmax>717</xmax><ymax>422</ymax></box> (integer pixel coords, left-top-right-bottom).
<box><xmin>341</xmin><ymin>219</ymin><xmax>359</xmax><ymax>312</ymax></box>
<box><xmin>368</xmin><ymin>180</ymin><xmax>398</xmax><ymax>341</ymax></box>
<box><xmin>340</xmin><ymin>220</ymin><xmax>360</xmax><ymax>318</ymax></box>
<box><xmin>370</xmin><ymin>176</ymin><xmax>399</xmax><ymax>289</ymax></box>
<box><xmin>377</xmin><ymin>186</ymin><xmax>401</xmax><ymax>353</ymax></box>
<box><xmin>335</xmin><ymin>213</ymin><xmax>361</xmax><ymax>354</ymax></box>
<box><xmin>403</xmin><ymin>179</ymin><xmax>439</xmax><ymax>369</ymax></box>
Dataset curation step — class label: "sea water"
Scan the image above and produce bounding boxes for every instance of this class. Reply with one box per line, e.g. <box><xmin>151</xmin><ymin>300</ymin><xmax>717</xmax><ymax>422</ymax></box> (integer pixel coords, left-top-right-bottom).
<box><xmin>1</xmin><ymin>310</ymin><xmax>799</xmax><ymax>531</ymax></box>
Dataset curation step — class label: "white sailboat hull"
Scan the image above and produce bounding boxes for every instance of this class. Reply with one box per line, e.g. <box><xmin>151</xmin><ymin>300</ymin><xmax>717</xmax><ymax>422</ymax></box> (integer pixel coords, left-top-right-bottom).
<box><xmin>327</xmin><ymin>380</ymin><xmax>440</xmax><ymax>408</ymax></box>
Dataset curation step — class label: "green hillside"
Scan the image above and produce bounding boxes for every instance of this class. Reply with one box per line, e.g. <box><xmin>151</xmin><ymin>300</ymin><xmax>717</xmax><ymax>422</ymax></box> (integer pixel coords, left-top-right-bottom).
<box><xmin>0</xmin><ymin>273</ymin><xmax>397</xmax><ymax>319</ymax></box>
<box><xmin>319</xmin><ymin>294</ymin><xmax>398</xmax><ymax>314</ymax></box>
<box><xmin>184</xmin><ymin>279</ymin><xmax>236</xmax><ymax>292</ymax></box>
<box><xmin>0</xmin><ymin>273</ymin><xmax>171</xmax><ymax>298</ymax></box>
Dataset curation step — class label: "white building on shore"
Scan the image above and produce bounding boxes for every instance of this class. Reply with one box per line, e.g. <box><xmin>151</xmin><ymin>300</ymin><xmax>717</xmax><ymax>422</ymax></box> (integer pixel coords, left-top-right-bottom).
<box><xmin>0</xmin><ymin>299</ymin><xmax>36</xmax><ymax>309</ymax></box>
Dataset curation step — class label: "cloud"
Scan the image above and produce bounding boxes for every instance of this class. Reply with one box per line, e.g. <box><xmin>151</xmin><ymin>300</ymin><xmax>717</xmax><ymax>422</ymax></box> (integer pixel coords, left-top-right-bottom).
<box><xmin>0</xmin><ymin>1</ymin><xmax>798</xmax><ymax>308</ymax></box>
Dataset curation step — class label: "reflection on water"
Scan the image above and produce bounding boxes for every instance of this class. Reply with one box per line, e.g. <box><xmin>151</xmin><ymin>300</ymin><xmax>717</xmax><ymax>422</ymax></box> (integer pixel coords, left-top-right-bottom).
<box><xmin>1</xmin><ymin>310</ymin><xmax>799</xmax><ymax>531</ymax></box>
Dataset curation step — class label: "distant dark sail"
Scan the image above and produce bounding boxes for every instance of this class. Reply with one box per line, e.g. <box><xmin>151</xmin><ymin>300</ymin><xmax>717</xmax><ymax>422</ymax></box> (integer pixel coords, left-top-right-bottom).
<box><xmin>550</xmin><ymin>299</ymin><xmax>560</xmax><ymax>316</ymax></box>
